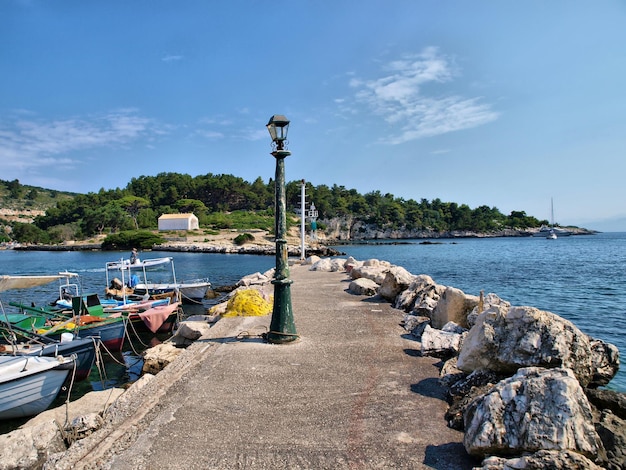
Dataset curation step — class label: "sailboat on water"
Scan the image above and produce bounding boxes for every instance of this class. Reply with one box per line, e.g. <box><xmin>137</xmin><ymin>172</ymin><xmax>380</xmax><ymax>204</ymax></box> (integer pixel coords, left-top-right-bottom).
<box><xmin>533</xmin><ymin>198</ymin><xmax>571</xmax><ymax>238</ymax></box>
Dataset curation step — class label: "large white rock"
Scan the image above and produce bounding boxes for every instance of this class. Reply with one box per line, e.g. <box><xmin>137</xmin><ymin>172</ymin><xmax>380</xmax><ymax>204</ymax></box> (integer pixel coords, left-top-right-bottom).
<box><xmin>305</xmin><ymin>255</ymin><xmax>321</xmax><ymax>265</ymax></box>
<box><xmin>237</xmin><ymin>271</ymin><xmax>271</xmax><ymax>286</ymax></box>
<box><xmin>348</xmin><ymin>278</ymin><xmax>379</xmax><ymax>296</ymax></box>
<box><xmin>457</xmin><ymin>304</ymin><xmax>619</xmax><ymax>387</ymax></box>
<box><xmin>589</xmin><ymin>338</ymin><xmax>621</xmax><ymax>387</ymax></box>
<box><xmin>362</xmin><ymin>258</ymin><xmax>391</xmax><ymax>267</ymax></box>
<box><xmin>343</xmin><ymin>256</ymin><xmax>360</xmax><ymax>271</ymax></box>
<box><xmin>394</xmin><ymin>274</ymin><xmax>438</xmax><ymax>312</ymax></box>
<box><xmin>430</xmin><ymin>286</ymin><xmax>478</xmax><ymax>329</ymax></box>
<box><xmin>420</xmin><ymin>324</ymin><xmax>464</xmax><ymax>358</ymax></box>
<box><xmin>142</xmin><ymin>342</ymin><xmax>183</xmax><ymax>374</ymax></box>
<box><xmin>464</xmin><ymin>367</ymin><xmax>603</xmax><ymax>459</ymax></box>
<box><xmin>169</xmin><ymin>320</ymin><xmax>213</xmax><ymax>346</ymax></box>
<box><xmin>378</xmin><ymin>266</ymin><xmax>416</xmax><ymax>302</ymax></box>
<box><xmin>476</xmin><ymin>450</ymin><xmax>604</xmax><ymax>470</ymax></box>
<box><xmin>466</xmin><ymin>292</ymin><xmax>510</xmax><ymax>328</ymax></box>
<box><xmin>309</xmin><ymin>258</ymin><xmax>345</xmax><ymax>272</ymax></box>
<box><xmin>350</xmin><ymin>265</ymin><xmax>389</xmax><ymax>284</ymax></box>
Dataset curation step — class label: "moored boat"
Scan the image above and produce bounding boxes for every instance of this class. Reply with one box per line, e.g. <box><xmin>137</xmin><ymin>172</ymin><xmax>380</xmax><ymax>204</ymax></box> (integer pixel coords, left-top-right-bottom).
<box><xmin>0</xmin><ymin>327</ymin><xmax>97</xmax><ymax>382</ymax></box>
<box><xmin>1</xmin><ymin>273</ymin><xmax>100</xmax><ymax>380</ymax></box>
<box><xmin>9</xmin><ymin>293</ymin><xmax>127</xmax><ymax>352</ymax></box>
<box><xmin>0</xmin><ymin>354</ymin><xmax>76</xmax><ymax>420</ymax></box>
<box><xmin>120</xmin><ymin>301</ymin><xmax>182</xmax><ymax>334</ymax></box>
<box><xmin>105</xmin><ymin>256</ymin><xmax>211</xmax><ymax>304</ymax></box>
<box><xmin>532</xmin><ymin>225</ymin><xmax>571</xmax><ymax>237</ymax></box>
<box><xmin>534</xmin><ymin>198</ymin><xmax>570</xmax><ymax>238</ymax></box>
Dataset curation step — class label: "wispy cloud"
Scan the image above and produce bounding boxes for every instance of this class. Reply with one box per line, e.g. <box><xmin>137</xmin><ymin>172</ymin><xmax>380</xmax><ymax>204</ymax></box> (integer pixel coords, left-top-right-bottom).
<box><xmin>0</xmin><ymin>109</ymin><xmax>159</xmax><ymax>174</ymax></box>
<box><xmin>196</xmin><ymin>129</ymin><xmax>224</xmax><ymax>140</ymax></box>
<box><xmin>241</xmin><ymin>128</ymin><xmax>269</xmax><ymax>141</ymax></box>
<box><xmin>195</xmin><ymin>116</ymin><xmax>267</xmax><ymax>142</ymax></box>
<box><xmin>162</xmin><ymin>54</ymin><xmax>184</xmax><ymax>63</ymax></box>
<box><xmin>348</xmin><ymin>47</ymin><xmax>498</xmax><ymax>144</ymax></box>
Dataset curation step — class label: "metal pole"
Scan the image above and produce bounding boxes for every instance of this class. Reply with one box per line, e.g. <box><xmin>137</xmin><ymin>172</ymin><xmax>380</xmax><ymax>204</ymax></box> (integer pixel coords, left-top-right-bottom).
<box><xmin>300</xmin><ymin>179</ymin><xmax>306</xmax><ymax>261</ymax></box>
<box><xmin>267</xmin><ymin>148</ymin><xmax>298</xmax><ymax>344</ymax></box>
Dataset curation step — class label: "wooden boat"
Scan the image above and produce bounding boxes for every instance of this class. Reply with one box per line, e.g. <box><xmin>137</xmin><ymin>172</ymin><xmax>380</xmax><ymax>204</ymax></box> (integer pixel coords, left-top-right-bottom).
<box><xmin>71</xmin><ymin>292</ymin><xmax>180</xmax><ymax>336</ymax></box>
<box><xmin>0</xmin><ymin>326</ymin><xmax>97</xmax><ymax>382</ymax></box>
<box><xmin>118</xmin><ymin>301</ymin><xmax>182</xmax><ymax>334</ymax></box>
<box><xmin>1</xmin><ymin>273</ymin><xmax>98</xmax><ymax>381</ymax></box>
<box><xmin>0</xmin><ymin>354</ymin><xmax>76</xmax><ymax>420</ymax></box>
<box><xmin>105</xmin><ymin>256</ymin><xmax>211</xmax><ymax>304</ymax></box>
<box><xmin>9</xmin><ymin>293</ymin><xmax>127</xmax><ymax>352</ymax></box>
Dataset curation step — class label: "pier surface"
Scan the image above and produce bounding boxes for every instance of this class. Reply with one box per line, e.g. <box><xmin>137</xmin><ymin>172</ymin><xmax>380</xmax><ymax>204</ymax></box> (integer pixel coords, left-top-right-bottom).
<box><xmin>51</xmin><ymin>264</ymin><xmax>476</xmax><ymax>469</ymax></box>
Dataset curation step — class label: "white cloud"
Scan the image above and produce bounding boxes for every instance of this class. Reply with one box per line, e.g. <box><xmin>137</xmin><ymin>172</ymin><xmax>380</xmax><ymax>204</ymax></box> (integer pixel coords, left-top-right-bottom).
<box><xmin>162</xmin><ymin>54</ymin><xmax>184</xmax><ymax>63</ymax></box>
<box><xmin>348</xmin><ymin>48</ymin><xmax>498</xmax><ymax>144</ymax></box>
<box><xmin>242</xmin><ymin>128</ymin><xmax>269</xmax><ymax>141</ymax></box>
<box><xmin>0</xmin><ymin>110</ymin><xmax>158</xmax><ymax>175</ymax></box>
<box><xmin>196</xmin><ymin>130</ymin><xmax>224</xmax><ymax>140</ymax></box>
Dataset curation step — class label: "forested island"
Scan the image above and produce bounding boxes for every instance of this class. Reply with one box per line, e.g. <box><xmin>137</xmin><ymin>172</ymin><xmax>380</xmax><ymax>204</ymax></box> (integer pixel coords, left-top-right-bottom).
<box><xmin>0</xmin><ymin>174</ymin><xmax>591</xmax><ymax>247</ymax></box>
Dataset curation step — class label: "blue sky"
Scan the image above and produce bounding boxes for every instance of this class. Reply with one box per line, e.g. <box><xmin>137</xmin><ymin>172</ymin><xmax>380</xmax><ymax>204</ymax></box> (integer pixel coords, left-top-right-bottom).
<box><xmin>2</xmin><ymin>1</ymin><xmax>625</xmax><ymax>231</ymax></box>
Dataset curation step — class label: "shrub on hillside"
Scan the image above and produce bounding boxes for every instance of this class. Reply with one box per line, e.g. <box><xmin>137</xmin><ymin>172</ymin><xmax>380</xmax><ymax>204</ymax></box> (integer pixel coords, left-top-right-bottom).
<box><xmin>234</xmin><ymin>233</ymin><xmax>255</xmax><ymax>246</ymax></box>
<box><xmin>101</xmin><ymin>230</ymin><xmax>164</xmax><ymax>250</ymax></box>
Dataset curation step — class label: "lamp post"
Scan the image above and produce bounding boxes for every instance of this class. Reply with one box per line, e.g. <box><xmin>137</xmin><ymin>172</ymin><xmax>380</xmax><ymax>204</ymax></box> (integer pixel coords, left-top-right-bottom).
<box><xmin>266</xmin><ymin>114</ymin><xmax>298</xmax><ymax>344</ymax></box>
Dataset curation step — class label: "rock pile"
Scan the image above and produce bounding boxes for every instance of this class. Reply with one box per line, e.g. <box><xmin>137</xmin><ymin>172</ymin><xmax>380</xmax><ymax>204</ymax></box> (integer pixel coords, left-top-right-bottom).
<box><xmin>310</xmin><ymin>255</ymin><xmax>625</xmax><ymax>470</ymax></box>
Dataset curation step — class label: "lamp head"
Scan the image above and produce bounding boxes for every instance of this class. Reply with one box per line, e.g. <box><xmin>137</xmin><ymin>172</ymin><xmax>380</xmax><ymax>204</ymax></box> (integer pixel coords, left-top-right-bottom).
<box><xmin>266</xmin><ymin>115</ymin><xmax>290</xmax><ymax>150</ymax></box>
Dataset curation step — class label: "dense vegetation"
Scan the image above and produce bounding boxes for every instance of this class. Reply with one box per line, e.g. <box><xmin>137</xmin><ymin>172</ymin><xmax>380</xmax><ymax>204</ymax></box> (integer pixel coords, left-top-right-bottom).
<box><xmin>1</xmin><ymin>174</ymin><xmax>549</xmax><ymax>244</ymax></box>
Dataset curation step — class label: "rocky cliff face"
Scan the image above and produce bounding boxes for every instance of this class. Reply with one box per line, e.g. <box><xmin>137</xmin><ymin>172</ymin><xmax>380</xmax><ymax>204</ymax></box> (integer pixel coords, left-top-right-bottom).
<box><xmin>317</xmin><ymin>217</ymin><xmax>594</xmax><ymax>241</ymax></box>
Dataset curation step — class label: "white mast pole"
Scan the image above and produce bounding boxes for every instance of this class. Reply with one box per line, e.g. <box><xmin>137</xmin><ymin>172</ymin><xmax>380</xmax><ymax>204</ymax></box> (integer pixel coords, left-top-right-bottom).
<box><xmin>300</xmin><ymin>179</ymin><xmax>306</xmax><ymax>261</ymax></box>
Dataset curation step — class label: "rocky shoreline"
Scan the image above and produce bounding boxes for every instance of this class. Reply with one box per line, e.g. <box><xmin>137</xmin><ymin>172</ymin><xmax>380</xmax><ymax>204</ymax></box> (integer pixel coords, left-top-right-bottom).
<box><xmin>336</xmin><ymin>256</ymin><xmax>624</xmax><ymax>468</ymax></box>
<box><xmin>12</xmin><ymin>242</ymin><xmax>344</xmax><ymax>257</ymax></box>
<box><xmin>9</xmin><ymin>226</ymin><xmax>597</xmax><ymax>256</ymax></box>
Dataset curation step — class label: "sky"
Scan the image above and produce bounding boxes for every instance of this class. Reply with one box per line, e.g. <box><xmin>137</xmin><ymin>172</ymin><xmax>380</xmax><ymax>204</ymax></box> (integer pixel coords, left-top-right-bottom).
<box><xmin>1</xmin><ymin>1</ymin><xmax>626</xmax><ymax>231</ymax></box>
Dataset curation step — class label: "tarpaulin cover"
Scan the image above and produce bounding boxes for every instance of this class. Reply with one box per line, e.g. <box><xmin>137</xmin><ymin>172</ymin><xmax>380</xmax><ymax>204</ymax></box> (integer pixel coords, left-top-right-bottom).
<box><xmin>0</xmin><ymin>275</ymin><xmax>62</xmax><ymax>292</ymax></box>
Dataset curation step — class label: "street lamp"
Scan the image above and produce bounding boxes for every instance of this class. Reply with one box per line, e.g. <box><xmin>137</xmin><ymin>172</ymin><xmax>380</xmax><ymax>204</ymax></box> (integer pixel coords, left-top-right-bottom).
<box><xmin>266</xmin><ymin>114</ymin><xmax>298</xmax><ymax>344</ymax></box>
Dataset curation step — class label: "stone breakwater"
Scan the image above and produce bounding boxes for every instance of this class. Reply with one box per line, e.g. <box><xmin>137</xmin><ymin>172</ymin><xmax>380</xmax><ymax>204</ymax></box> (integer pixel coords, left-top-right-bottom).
<box><xmin>156</xmin><ymin>242</ymin><xmax>343</xmax><ymax>257</ymax></box>
<box><xmin>318</xmin><ymin>255</ymin><xmax>623</xmax><ymax>469</ymax></box>
<box><xmin>1</xmin><ymin>257</ymin><xmax>624</xmax><ymax>469</ymax></box>
<box><xmin>12</xmin><ymin>241</ymin><xmax>343</xmax><ymax>257</ymax></box>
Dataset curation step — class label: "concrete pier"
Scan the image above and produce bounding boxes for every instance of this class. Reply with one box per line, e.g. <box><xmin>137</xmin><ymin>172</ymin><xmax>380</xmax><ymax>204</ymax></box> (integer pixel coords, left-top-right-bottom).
<box><xmin>49</xmin><ymin>264</ymin><xmax>476</xmax><ymax>469</ymax></box>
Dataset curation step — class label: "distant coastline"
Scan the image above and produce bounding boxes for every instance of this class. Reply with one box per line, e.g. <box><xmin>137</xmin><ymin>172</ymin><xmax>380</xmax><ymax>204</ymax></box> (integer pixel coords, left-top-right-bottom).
<box><xmin>7</xmin><ymin>226</ymin><xmax>597</xmax><ymax>254</ymax></box>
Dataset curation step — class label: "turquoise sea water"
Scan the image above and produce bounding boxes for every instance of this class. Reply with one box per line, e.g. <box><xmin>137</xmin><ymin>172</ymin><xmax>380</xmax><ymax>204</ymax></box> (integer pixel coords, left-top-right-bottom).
<box><xmin>1</xmin><ymin>233</ymin><xmax>624</xmax><ymax>392</ymax></box>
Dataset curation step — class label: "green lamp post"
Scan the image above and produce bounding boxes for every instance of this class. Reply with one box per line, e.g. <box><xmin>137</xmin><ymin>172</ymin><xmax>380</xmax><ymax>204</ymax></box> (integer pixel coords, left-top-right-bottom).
<box><xmin>266</xmin><ymin>114</ymin><xmax>298</xmax><ymax>344</ymax></box>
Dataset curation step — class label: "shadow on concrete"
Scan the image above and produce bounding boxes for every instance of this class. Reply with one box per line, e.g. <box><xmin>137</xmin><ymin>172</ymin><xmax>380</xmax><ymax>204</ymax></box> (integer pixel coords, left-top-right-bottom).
<box><xmin>410</xmin><ymin>377</ymin><xmax>448</xmax><ymax>401</ymax></box>
<box><xmin>401</xmin><ymin>333</ymin><xmax>420</xmax><ymax>342</ymax></box>
<box><xmin>423</xmin><ymin>442</ymin><xmax>477</xmax><ymax>469</ymax></box>
<box><xmin>198</xmin><ymin>327</ymin><xmax>269</xmax><ymax>344</ymax></box>
<box><xmin>403</xmin><ymin>347</ymin><xmax>421</xmax><ymax>357</ymax></box>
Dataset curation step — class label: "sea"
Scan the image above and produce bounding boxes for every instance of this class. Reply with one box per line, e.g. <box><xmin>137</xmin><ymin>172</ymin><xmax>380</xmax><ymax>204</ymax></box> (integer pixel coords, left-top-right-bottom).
<box><xmin>1</xmin><ymin>232</ymin><xmax>624</xmax><ymax>398</ymax></box>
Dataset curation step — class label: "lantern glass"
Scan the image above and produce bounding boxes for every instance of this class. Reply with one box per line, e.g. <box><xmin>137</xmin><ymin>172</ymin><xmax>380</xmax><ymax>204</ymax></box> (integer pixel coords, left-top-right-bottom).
<box><xmin>266</xmin><ymin>115</ymin><xmax>290</xmax><ymax>143</ymax></box>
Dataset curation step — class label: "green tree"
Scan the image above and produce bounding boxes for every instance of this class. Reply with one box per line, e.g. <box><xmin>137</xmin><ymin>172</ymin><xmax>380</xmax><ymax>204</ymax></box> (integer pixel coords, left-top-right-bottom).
<box><xmin>26</xmin><ymin>188</ymin><xmax>39</xmax><ymax>200</ymax></box>
<box><xmin>137</xmin><ymin>207</ymin><xmax>158</xmax><ymax>229</ymax></box>
<box><xmin>119</xmin><ymin>196</ymin><xmax>151</xmax><ymax>229</ymax></box>
<box><xmin>81</xmin><ymin>201</ymin><xmax>131</xmax><ymax>235</ymax></box>
<box><xmin>11</xmin><ymin>222</ymin><xmax>50</xmax><ymax>244</ymax></box>
<box><xmin>7</xmin><ymin>179</ymin><xmax>22</xmax><ymax>199</ymax></box>
<box><xmin>101</xmin><ymin>230</ymin><xmax>164</xmax><ymax>250</ymax></box>
<box><xmin>175</xmin><ymin>198</ymin><xmax>208</xmax><ymax>217</ymax></box>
